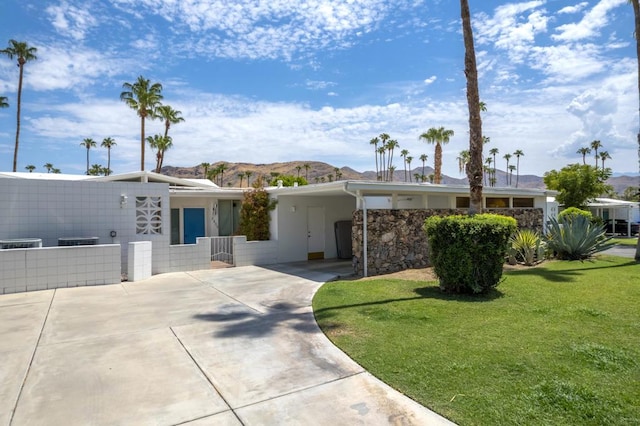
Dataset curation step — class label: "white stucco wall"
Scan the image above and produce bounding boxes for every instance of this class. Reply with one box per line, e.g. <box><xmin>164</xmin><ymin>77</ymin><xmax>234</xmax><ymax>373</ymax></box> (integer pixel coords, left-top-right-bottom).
<box><xmin>273</xmin><ymin>194</ymin><xmax>356</xmax><ymax>262</ymax></box>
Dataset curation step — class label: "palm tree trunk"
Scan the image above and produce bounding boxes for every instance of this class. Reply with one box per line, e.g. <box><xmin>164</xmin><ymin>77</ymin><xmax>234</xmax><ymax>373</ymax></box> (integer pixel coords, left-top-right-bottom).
<box><xmin>86</xmin><ymin>147</ymin><xmax>89</xmax><ymax>174</ymax></box>
<box><xmin>461</xmin><ymin>0</ymin><xmax>483</xmax><ymax>214</ymax></box>
<box><xmin>140</xmin><ymin>116</ymin><xmax>145</xmax><ymax>171</ymax></box>
<box><xmin>516</xmin><ymin>157</ymin><xmax>520</xmax><ymax>188</ymax></box>
<box><xmin>13</xmin><ymin>63</ymin><xmax>24</xmax><ymax>172</ymax></box>
<box><xmin>107</xmin><ymin>150</ymin><xmax>111</xmax><ymax>175</ymax></box>
<box><xmin>434</xmin><ymin>143</ymin><xmax>442</xmax><ymax>184</ymax></box>
<box><xmin>631</xmin><ymin>0</ymin><xmax>640</xmax><ymax>261</ymax></box>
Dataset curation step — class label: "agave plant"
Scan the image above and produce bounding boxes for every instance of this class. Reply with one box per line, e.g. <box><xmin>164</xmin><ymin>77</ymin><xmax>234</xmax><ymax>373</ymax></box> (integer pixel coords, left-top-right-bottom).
<box><xmin>509</xmin><ymin>229</ymin><xmax>545</xmax><ymax>266</ymax></box>
<box><xmin>544</xmin><ymin>215</ymin><xmax>614</xmax><ymax>260</ymax></box>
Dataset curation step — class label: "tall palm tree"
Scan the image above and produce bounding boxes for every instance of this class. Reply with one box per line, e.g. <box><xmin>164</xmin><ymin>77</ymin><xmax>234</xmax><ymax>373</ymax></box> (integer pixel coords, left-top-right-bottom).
<box><xmin>590</xmin><ymin>140</ymin><xmax>602</xmax><ymax>169</ymax></box>
<box><xmin>489</xmin><ymin>148</ymin><xmax>499</xmax><ymax>185</ymax></box>
<box><xmin>400</xmin><ymin>149</ymin><xmax>409</xmax><ymax>181</ymax></box>
<box><xmin>101</xmin><ymin>137</ymin><xmax>116</xmax><ymax>176</ymax></box>
<box><xmin>218</xmin><ymin>162</ymin><xmax>228</xmax><ymax>186</ymax></box>
<box><xmin>296</xmin><ymin>165</ymin><xmax>302</xmax><ymax>178</ymax></box>
<box><xmin>146</xmin><ymin>134</ymin><xmax>173</xmax><ymax>173</ymax></box>
<box><xmin>377</xmin><ymin>146</ymin><xmax>387</xmax><ymax>181</ymax></box>
<box><xmin>0</xmin><ymin>96</ymin><xmax>8</xmax><ymax>108</ymax></box>
<box><xmin>628</xmin><ymin>0</ymin><xmax>640</xmax><ymax>260</ymax></box>
<box><xmin>245</xmin><ymin>170</ymin><xmax>253</xmax><ymax>187</ymax></box>
<box><xmin>200</xmin><ymin>162</ymin><xmax>210</xmax><ymax>178</ymax></box>
<box><xmin>25</xmin><ymin>164</ymin><xmax>35</xmax><ymax>172</ymax></box>
<box><xmin>1</xmin><ymin>40</ymin><xmax>38</xmax><ymax>172</ymax></box>
<box><xmin>120</xmin><ymin>76</ymin><xmax>163</xmax><ymax>171</ymax></box>
<box><xmin>508</xmin><ymin>165</ymin><xmax>516</xmax><ymax>187</ymax></box>
<box><xmin>303</xmin><ymin>163</ymin><xmax>310</xmax><ymax>180</ymax></box>
<box><xmin>51</xmin><ymin>168</ymin><xmax>61</xmax><ymax>174</ymax></box>
<box><xmin>461</xmin><ymin>0</ymin><xmax>484</xmax><ymax>213</ymax></box>
<box><xmin>370</xmin><ymin>137</ymin><xmax>380</xmax><ymax>180</ymax></box>
<box><xmin>420</xmin><ymin>127</ymin><xmax>453</xmax><ymax>184</ymax></box>
<box><xmin>80</xmin><ymin>138</ymin><xmax>97</xmax><ymax>174</ymax></box>
<box><xmin>237</xmin><ymin>172</ymin><xmax>245</xmax><ymax>187</ymax></box>
<box><xmin>379</xmin><ymin>133</ymin><xmax>391</xmax><ymax>180</ymax></box>
<box><xmin>599</xmin><ymin>151</ymin><xmax>611</xmax><ymax>169</ymax></box>
<box><xmin>484</xmin><ymin>158</ymin><xmax>492</xmax><ymax>186</ymax></box>
<box><xmin>155</xmin><ymin>104</ymin><xmax>184</xmax><ymax>139</ymax></box>
<box><xmin>503</xmin><ymin>153</ymin><xmax>512</xmax><ymax>186</ymax></box>
<box><xmin>576</xmin><ymin>147</ymin><xmax>591</xmax><ymax>165</ymax></box>
<box><xmin>43</xmin><ymin>163</ymin><xmax>53</xmax><ymax>173</ymax></box>
<box><xmin>406</xmin><ymin>156</ymin><xmax>413</xmax><ymax>182</ymax></box>
<box><xmin>385</xmin><ymin>139</ymin><xmax>400</xmax><ymax>181</ymax></box>
<box><xmin>333</xmin><ymin>167</ymin><xmax>340</xmax><ymax>181</ymax></box>
<box><xmin>457</xmin><ymin>149</ymin><xmax>470</xmax><ymax>175</ymax></box>
<box><xmin>419</xmin><ymin>153</ymin><xmax>428</xmax><ymax>180</ymax></box>
<box><xmin>513</xmin><ymin>149</ymin><xmax>524</xmax><ymax>188</ymax></box>
<box><xmin>88</xmin><ymin>164</ymin><xmax>104</xmax><ymax>176</ymax></box>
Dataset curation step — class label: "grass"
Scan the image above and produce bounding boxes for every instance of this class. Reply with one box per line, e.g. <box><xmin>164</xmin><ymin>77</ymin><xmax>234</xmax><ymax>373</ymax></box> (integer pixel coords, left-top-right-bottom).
<box><xmin>610</xmin><ymin>237</ymin><xmax>638</xmax><ymax>247</ymax></box>
<box><xmin>313</xmin><ymin>256</ymin><xmax>640</xmax><ymax>425</ymax></box>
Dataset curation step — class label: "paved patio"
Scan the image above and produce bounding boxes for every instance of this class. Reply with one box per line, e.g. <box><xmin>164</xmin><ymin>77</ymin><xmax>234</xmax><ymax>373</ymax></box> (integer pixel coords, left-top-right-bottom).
<box><xmin>0</xmin><ymin>261</ymin><xmax>453</xmax><ymax>425</ymax></box>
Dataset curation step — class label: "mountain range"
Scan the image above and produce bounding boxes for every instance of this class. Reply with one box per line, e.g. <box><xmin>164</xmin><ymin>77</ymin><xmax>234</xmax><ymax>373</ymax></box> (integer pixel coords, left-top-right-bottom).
<box><xmin>161</xmin><ymin>161</ymin><xmax>639</xmax><ymax>197</ymax></box>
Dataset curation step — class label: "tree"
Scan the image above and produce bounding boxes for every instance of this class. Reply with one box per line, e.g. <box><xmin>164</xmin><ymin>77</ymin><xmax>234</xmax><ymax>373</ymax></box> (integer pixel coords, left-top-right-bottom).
<box><xmin>237</xmin><ymin>172</ymin><xmax>245</xmax><ymax>187</ymax></box>
<box><xmin>543</xmin><ymin>164</ymin><xmax>613</xmax><ymax>208</ymax></box>
<box><xmin>577</xmin><ymin>147</ymin><xmax>591</xmax><ymax>165</ymax></box>
<box><xmin>406</xmin><ymin>156</ymin><xmax>413</xmax><ymax>182</ymax></box>
<box><xmin>599</xmin><ymin>151</ymin><xmax>611</xmax><ymax>169</ymax></box>
<box><xmin>590</xmin><ymin>140</ymin><xmax>602</xmax><ymax>169</ymax></box>
<box><xmin>51</xmin><ymin>168</ymin><xmax>61</xmax><ymax>174</ymax></box>
<box><xmin>88</xmin><ymin>164</ymin><xmax>104</xmax><ymax>176</ymax></box>
<box><xmin>508</xmin><ymin>165</ymin><xmax>516</xmax><ymax>186</ymax></box>
<box><xmin>120</xmin><ymin>76</ymin><xmax>163</xmax><ymax>171</ymax></box>
<box><xmin>369</xmin><ymin>137</ymin><xmax>380</xmax><ymax>180</ymax></box>
<box><xmin>460</xmin><ymin>0</ymin><xmax>484</xmax><ymax>213</ymax></box>
<box><xmin>379</xmin><ymin>133</ymin><xmax>391</xmax><ymax>180</ymax></box>
<box><xmin>101</xmin><ymin>137</ymin><xmax>116</xmax><ymax>176</ymax></box>
<box><xmin>245</xmin><ymin>170</ymin><xmax>253</xmax><ymax>187</ymax></box>
<box><xmin>238</xmin><ymin>184</ymin><xmax>277</xmax><ymax>241</ymax></box>
<box><xmin>400</xmin><ymin>149</ymin><xmax>409</xmax><ymax>181</ymax></box>
<box><xmin>385</xmin><ymin>139</ymin><xmax>400</xmax><ymax>182</ymax></box>
<box><xmin>200</xmin><ymin>162</ymin><xmax>210</xmax><ymax>179</ymax></box>
<box><xmin>218</xmin><ymin>162</ymin><xmax>228</xmax><ymax>186</ymax></box>
<box><xmin>628</xmin><ymin>0</ymin><xmax>640</xmax><ymax>260</ymax></box>
<box><xmin>295</xmin><ymin>165</ymin><xmax>302</xmax><ymax>178</ymax></box>
<box><xmin>268</xmin><ymin>174</ymin><xmax>308</xmax><ymax>187</ymax></box>
<box><xmin>0</xmin><ymin>96</ymin><xmax>8</xmax><ymax>108</ymax></box>
<box><xmin>25</xmin><ymin>164</ymin><xmax>35</xmax><ymax>172</ymax></box>
<box><xmin>43</xmin><ymin>163</ymin><xmax>53</xmax><ymax>173</ymax></box>
<box><xmin>489</xmin><ymin>148</ymin><xmax>499</xmax><ymax>186</ymax></box>
<box><xmin>503</xmin><ymin>153</ymin><xmax>512</xmax><ymax>186</ymax></box>
<box><xmin>457</xmin><ymin>149</ymin><xmax>470</xmax><ymax>175</ymax></box>
<box><xmin>80</xmin><ymin>138</ymin><xmax>97</xmax><ymax>174</ymax></box>
<box><xmin>303</xmin><ymin>163</ymin><xmax>310</xmax><ymax>180</ymax></box>
<box><xmin>419</xmin><ymin>153</ymin><xmax>428</xmax><ymax>180</ymax></box>
<box><xmin>333</xmin><ymin>167</ymin><xmax>340</xmax><ymax>181</ymax></box>
<box><xmin>513</xmin><ymin>149</ymin><xmax>524</xmax><ymax>188</ymax></box>
<box><xmin>420</xmin><ymin>127</ymin><xmax>454</xmax><ymax>184</ymax></box>
<box><xmin>621</xmin><ymin>186</ymin><xmax>640</xmax><ymax>201</ymax></box>
<box><xmin>1</xmin><ymin>40</ymin><xmax>38</xmax><ymax>172</ymax></box>
<box><xmin>146</xmin><ymin>134</ymin><xmax>172</xmax><ymax>173</ymax></box>
<box><xmin>155</xmin><ymin>104</ymin><xmax>184</xmax><ymax>139</ymax></box>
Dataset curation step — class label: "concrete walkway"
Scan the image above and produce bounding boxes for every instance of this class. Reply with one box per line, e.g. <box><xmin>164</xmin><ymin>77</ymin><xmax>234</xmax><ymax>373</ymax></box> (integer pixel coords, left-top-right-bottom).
<box><xmin>0</xmin><ymin>261</ymin><xmax>454</xmax><ymax>426</ymax></box>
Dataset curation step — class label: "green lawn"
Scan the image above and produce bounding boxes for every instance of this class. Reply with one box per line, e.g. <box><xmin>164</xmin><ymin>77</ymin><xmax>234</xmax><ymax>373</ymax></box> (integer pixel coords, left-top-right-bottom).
<box><xmin>610</xmin><ymin>237</ymin><xmax>638</xmax><ymax>247</ymax></box>
<box><xmin>313</xmin><ymin>256</ymin><xmax>640</xmax><ymax>425</ymax></box>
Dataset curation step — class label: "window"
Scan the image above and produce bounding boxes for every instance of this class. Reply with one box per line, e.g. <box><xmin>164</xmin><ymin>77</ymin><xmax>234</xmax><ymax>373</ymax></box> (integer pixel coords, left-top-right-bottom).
<box><xmin>486</xmin><ymin>197</ymin><xmax>509</xmax><ymax>208</ymax></box>
<box><xmin>455</xmin><ymin>197</ymin><xmax>470</xmax><ymax>208</ymax></box>
<box><xmin>513</xmin><ymin>198</ymin><xmax>534</xmax><ymax>208</ymax></box>
<box><xmin>136</xmin><ymin>196</ymin><xmax>162</xmax><ymax>235</ymax></box>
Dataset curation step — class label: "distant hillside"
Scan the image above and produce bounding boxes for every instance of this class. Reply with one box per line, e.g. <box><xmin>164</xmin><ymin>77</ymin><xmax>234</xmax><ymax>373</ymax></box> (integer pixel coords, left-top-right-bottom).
<box><xmin>160</xmin><ymin>162</ymin><xmax>638</xmax><ymax>195</ymax></box>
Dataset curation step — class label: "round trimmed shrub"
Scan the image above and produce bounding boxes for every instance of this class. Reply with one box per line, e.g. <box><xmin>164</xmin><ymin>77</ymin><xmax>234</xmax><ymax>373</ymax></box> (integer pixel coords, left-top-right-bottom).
<box><xmin>423</xmin><ymin>214</ymin><xmax>517</xmax><ymax>294</ymax></box>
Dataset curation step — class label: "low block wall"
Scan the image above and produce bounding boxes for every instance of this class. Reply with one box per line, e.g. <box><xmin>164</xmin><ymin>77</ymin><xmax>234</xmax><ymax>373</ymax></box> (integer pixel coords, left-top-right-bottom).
<box><xmin>0</xmin><ymin>244</ymin><xmax>121</xmax><ymax>294</ymax></box>
<box><xmin>157</xmin><ymin>237</ymin><xmax>212</xmax><ymax>274</ymax></box>
<box><xmin>353</xmin><ymin>208</ymin><xmax>543</xmax><ymax>277</ymax></box>
<box><xmin>233</xmin><ymin>237</ymin><xmax>278</xmax><ymax>267</ymax></box>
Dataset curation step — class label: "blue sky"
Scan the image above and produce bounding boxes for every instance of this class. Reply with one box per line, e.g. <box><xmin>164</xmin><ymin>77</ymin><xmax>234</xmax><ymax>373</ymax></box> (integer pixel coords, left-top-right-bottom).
<box><xmin>0</xmin><ymin>0</ymin><xmax>637</xmax><ymax>178</ymax></box>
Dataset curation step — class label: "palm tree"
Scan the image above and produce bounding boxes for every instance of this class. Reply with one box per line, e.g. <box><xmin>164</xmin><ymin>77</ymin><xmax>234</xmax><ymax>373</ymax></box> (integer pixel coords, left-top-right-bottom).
<box><xmin>628</xmin><ymin>0</ymin><xmax>640</xmax><ymax>260</ymax></box>
<box><xmin>245</xmin><ymin>170</ymin><xmax>253</xmax><ymax>187</ymax></box>
<box><xmin>590</xmin><ymin>140</ymin><xmax>602</xmax><ymax>169</ymax></box>
<box><xmin>377</xmin><ymin>146</ymin><xmax>387</xmax><ymax>181</ymax></box>
<box><xmin>43</xmin><ymin>163</ymin><xmax>53</xmax><ymax>173</ymax></box>
<box><xmin>1</xmin><ymin>40</ymin><xmax>38</xmax><ymax>172</ymax></box>
<box><xmin>237</xmin><ymin>172</ymin><xmax>245</xmax><ymax>187</ymax></box>
<box><xmin>406</xmin><ymin>156</ymin><xmax>413</xmax><ymax>182</ymax></box>
<box><xmin>599</xmin><ymin>151</ymin><xmax>612</xmax><ymax>169</ymax></box>
<box><xmin>51</xmin><ymin>168</ymin><xmax>61</xmax><ymax>174</ymax></box>
<box><xmin>0</xmin><ymin>96</ymin><xmax>8</xmax><ymax>108</ymax></box>
<box><xmin>88</xmin><ymin>164</ymin><xmax>104</xmax><ymax>176</ymax></box>
<box><xmin>379</xmin><ymin>133</ymin><xmax>391</xmax><ymax>180</ymax></box>
<box><xmin>146</xmin><ymin>134</ymin><xmax>173</xmax><ymax>173</ymax></box>
<box><xmin>370</xmin><ymin>137</ymin><xmax>380</xmax><ymax>180</ymax></box>
<box><xmin>303</xmin><ymin>163</ymin><xmax>310</xmax><ymax>180</ymax></box>
<box><xmin>457</xmin><ymin>150</ymin><xmax>470</xmax><ymax>175</ymax></box>
<box><xmin>388</xmin><ymin>165</ymin><xmax>396</xmax><ymax>181</ymax></box>
<box><xmin>503</xmin><ymin>153</ymin><xmax>512</xmax><ymax>186</ymax></box>
<box><xmin>420</xmin><ymin>127</ymin><xmax>454</xmax><ymax>184</ymax></box>
<box><xmin>419</xmin><ymin>154</ymin><xmax>428</xmax><ymax>179</ymax></box>
<box><xmin>508</xmin><ymin>165</ymin><xmax>516</xmax><ymax>187</ymax></box>
<box><xmin>25</xmin><ymin>164</ymin><xmax>35</xmax><ymax>172</ymax></box>
<box><xmin>400</xmin><ymin>149</ymin><xmax>409</xmax><ymax>181</ymax></box>
<box><xmin>296</xmin><ymin>165</ymin><xmax>302</xmax><ymax>178</ymax></box>
<box><xmin>80</xmin><ymin>138</ymin><xmax>97</xmax><ymax>174</ymax></box>
<box><xmin>461</xmin><ymin>0</ymin><xmax>484</xmax><ymax>213</ymax></box>
<box><xmin>576</xmin><ymin>147</ymin><xmax>591</xmax><ymax>165</ymax></box>
<box><xmin>200</xmin><ymin>162</ymin><xmax>210</xmax><ymax>178</ymax></box>
<box><xmin>414</xmin><ymin>173</ymin><xmax>421</xmax><ymax>183</ymax></box>
<box><xmin>385</xmin><ymin>139</ymin><xmax>400</xmax><ymax>181</ymax></box>
<box><xmin>513</xmin><ymin>149</ymin><xmax>524</xmax><ymax>188</ymax></box>
<box><xmin>484</xmin><ymin>158</ymin><xmax>492</xmax><ymax>186</ymax></box>
<box><xmin>155</xmin><ymin>104</ymin><xmax>184</xmax><ymax>139</ymax></box>
<box><xmin>101</xmin><ymin>137</ymin><xmax>116</xmax><ymax>175</ymax></box>
<box><xmin>489</xmin><ymin>148</ymin><xmax>499</xmax><ymax>185</ymax></box>
<box><xmin>120</xmin><ymin>76</ymin><xmax>163</xmax><ymax>171</ymax></box>
<box><xmin>218</xmin><ymin>162</ymin><xmax>228</xmax><ymax>186</ymax></box>
<box><xmin>333</xmin><ymin>167</ymin><xmax>340</xmax><ymax>181</ymax></box>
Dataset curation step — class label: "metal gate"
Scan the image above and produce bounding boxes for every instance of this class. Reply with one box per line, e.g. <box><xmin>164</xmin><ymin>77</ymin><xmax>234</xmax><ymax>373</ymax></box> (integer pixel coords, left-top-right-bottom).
<box><xmin>211</xmin><ymin>236</ymin><xmax>234</xmax><ymax>265</ymax></box>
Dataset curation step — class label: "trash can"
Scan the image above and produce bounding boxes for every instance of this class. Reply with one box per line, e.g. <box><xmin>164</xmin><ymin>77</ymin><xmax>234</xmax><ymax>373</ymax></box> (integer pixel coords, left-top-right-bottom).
<box><xmin>334</xmin><ymin>220</ymin><xmax>353</xmax><ymax>260</ymax></box>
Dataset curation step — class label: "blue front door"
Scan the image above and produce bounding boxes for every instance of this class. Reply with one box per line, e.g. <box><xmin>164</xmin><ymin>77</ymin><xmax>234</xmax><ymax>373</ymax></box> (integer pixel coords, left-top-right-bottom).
<box><xmin>183</xmin><ymin>208</ymin><xmax>205</xmax><ymax>244</ymax></box>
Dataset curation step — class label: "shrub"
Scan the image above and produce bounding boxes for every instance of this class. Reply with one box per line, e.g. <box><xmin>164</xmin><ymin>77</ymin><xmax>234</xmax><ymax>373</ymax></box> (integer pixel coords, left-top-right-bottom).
<box><xmin>269</xmin><ymin>174</ymin><xmax>308</xmax><ymax>187</ymax></box>
<box><xmin>238</xmin><ymin>184</ymin><xmax>277</xmax><ymax>241</ymax></box>
<box><xmin>423</xmin><ymin>214</ymin><xmax>517</xmax><ymax>294</ymax></box>
<box><xmin>545</xmin><ymin>215</ymin><xmax>613</xmax><ymax>260</ymax></box>
<box><xmin>509</xmin><ymin>229</ymin><xmax>546</xmax><ymax>266</ymax></box>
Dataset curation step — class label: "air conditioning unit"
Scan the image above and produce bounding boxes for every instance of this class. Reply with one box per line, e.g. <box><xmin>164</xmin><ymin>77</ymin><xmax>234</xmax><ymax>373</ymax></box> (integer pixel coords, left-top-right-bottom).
<box><xmin>58</xmin><ymin>237</ymin><xmax>99</xmax><ymax>246</ymax></box>
<box><xmin>0</xmin><ymin>238</ymin><xmax>43</xmax><ymax>249</ymax></box>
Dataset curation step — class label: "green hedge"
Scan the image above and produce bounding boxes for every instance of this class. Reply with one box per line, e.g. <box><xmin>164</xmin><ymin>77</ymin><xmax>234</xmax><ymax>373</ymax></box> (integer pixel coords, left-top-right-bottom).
<box><xmin>423</xmin><ymin>214</ymin><xmax>517</xmax><ymax>294</ymax></box>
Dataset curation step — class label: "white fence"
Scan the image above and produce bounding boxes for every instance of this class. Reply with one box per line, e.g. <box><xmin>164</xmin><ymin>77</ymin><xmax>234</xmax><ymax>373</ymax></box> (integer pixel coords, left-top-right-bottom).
<box><xmin>211</xmin><ymin>236</ymin><xmax>234</xmax><ymax>264</ymax></box>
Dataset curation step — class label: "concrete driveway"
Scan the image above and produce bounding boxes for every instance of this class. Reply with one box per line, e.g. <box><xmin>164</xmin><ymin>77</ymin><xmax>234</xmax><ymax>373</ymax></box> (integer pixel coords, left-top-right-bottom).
<box><xmin>0</xmin><ymin>261</ymin><xmax>453</xmax><ymax>426</ymax></box>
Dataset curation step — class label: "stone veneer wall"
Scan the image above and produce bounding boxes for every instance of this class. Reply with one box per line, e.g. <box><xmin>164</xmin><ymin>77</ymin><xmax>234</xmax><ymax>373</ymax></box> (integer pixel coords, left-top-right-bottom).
<box><xmin>352</xmin><ymin>208</ymin><xmax>543</xmax><ymax>277</ymax></box>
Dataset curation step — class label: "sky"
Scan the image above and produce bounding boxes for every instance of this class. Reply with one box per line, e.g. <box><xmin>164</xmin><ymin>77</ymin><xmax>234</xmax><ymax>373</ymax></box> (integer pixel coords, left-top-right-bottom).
<box><xmin>0</xmin><ymin>0</ymin><xmax>638</xmax><ymax>178</ymax></box>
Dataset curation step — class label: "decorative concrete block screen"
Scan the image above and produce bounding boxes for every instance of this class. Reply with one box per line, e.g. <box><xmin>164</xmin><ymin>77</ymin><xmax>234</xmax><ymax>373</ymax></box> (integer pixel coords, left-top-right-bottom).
<box><xmin>0</xmin><ymin>245</ymin><xmax>121</xmax><ymax>294</ymax></box>
<box><xmin>352</xmin><ymin>208</ymin><xmax>543</xmax><ymax>277</ymax></box>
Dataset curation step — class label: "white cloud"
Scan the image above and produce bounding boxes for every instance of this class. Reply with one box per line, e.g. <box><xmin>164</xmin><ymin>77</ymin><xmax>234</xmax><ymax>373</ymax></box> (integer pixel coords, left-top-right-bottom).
<box><xmin>558</xmin><ymin>2</ymin><xmax>589</xmax><ymax>15</ymax></box>
<box><xmin>46</xmin><ymin>0</ymin><xmax>98</xmax><ymax>41</ymax></box>
<box><xmin>552</xmin><ymin>0</ymin><xmax>626</xmax><ymax>42</ymax></box>
<box><xmin>423</xmin><ymin>76</ymin><xmax>437</xmax><ymax>85</ymax></box>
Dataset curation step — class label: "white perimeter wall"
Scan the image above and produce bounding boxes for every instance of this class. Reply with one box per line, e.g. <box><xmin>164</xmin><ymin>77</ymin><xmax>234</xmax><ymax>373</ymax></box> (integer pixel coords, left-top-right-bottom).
<box><xmin>274</xmin><ymin>195</ymin><xmax>355</xmax><ymax>263</ymax></box>
<box><xmin>0</xmin><ymin>179</ymin><xmax>170</xmax><ymax>272</ymax></box>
